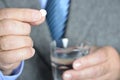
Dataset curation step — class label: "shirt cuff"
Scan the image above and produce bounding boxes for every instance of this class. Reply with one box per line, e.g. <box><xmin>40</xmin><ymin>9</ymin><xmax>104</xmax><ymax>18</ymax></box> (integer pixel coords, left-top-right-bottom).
<box><xmin>0</xmin><ymin>61</ymin><xmax>24</xmax><ymax>80</ymax></box>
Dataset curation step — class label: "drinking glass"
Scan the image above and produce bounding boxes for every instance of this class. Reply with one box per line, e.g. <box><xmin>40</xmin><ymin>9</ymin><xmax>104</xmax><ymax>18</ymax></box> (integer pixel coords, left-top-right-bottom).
<box><xmin>50</xmin><ymin>38</ymin><xmax>91</xmax><ymax>80</ymax></box>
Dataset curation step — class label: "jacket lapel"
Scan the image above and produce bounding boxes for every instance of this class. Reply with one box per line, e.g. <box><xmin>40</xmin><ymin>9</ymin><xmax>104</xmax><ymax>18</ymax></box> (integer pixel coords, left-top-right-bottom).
<box><xmin>65</xmin><ymin>0</ymin><xmax>98</xmax><ymax>45</ymax></box>
<box><xmin>65</xmin><ymin>0</ymin><xmax>85</xmax><ymax>45</ymax></box>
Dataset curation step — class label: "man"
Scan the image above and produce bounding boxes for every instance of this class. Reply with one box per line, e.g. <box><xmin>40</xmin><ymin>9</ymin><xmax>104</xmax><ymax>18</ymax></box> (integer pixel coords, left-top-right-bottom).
<box><xmin>0</xmin><ymin>0</ymin><xmax>120</xmax><ymax>80</ymax></box>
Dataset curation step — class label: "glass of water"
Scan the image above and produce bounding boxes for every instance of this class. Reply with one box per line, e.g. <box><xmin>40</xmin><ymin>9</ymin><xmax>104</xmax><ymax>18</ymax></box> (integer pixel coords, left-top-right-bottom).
<box><xmin>50</xmin><ymin>38</ymin><xmax>91</xmax><ymax>80</ymax></box>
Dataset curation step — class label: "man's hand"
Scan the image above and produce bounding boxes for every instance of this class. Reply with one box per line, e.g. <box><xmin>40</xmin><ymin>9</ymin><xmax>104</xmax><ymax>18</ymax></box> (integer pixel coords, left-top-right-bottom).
<box><xmin>0</xmin><ymin>8</ymin><xmax>46</xmax><ymax>75</ymax></box>
<box><xmin>63</xmin><ymin>46</ymin><xmax>120</xmax><ymax>80</ymax></box>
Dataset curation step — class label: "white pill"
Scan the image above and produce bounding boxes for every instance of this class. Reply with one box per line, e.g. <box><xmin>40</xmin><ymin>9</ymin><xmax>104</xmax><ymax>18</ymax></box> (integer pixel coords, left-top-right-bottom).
<box><xmin>40</xmin><ymin>9</ymin><xmax>47</xmax><ymax>16</ymax></box>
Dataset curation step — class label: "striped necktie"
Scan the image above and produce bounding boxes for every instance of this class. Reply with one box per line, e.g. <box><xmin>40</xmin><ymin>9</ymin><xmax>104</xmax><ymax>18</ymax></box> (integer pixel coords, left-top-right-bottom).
<box><xmin>46</xmin><ymin>0</ymin><xmax>70</xmax><ymax>40</ymax></box>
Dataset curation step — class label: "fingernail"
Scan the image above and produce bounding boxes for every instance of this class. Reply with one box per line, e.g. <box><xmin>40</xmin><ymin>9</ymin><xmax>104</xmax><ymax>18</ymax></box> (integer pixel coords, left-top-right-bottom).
<box><xmin>63</xmin><ymin>73</ymin><xmax>72</xmax><ymax>80</ymax></box>
<box><xmin>40</xmin><ymin>9</ymin><xmax>47</xmax><ymax>16</ymax></box>
<box><xmin>32</xmin><ymin>48</ymin><xmax>35</xmax><ymax>56</ymax></box>
<box><xmin>74</xmin><ymin>62</ymin><xmax>81</xmax><ymax>69</ymax></box>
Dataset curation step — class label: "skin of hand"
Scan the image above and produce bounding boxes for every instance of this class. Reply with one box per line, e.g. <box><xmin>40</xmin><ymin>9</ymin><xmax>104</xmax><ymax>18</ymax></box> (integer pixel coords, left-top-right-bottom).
<box><xmin>63</xmin><ymin>46</ymin><xmax>120</xmax><ymax>80</ymax></box>
<box><xmin>0</xmin><ymin>8</ymin><xmax>47</xmax><ymax>75</ymax></box>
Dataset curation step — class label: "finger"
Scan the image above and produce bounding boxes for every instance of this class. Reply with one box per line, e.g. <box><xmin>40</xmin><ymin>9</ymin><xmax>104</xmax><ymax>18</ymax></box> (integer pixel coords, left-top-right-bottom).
<box><xmin>63</xmin><ymin>63</ymin><xmax>109</xmax><ymax>80</ymax></box>
<box><xmin>0</xmin><ymin>36</ymin><xmax>33</xmax><ymax>51</ymax></box>
<box><xmin>0</xmin><ymin>19</ymin><xmax>31</xmax><ymax>36</ymax></box>
<box><xmin>30</xmin><ymin>9</ymin><xmax>47</xmax><ymax>25</ymax></box>
<box><xmin>73</xmin><ymin>47</ymin><xmax>108</xmax><ymax>70</ymax></box>
<box><xmin>0</xmin><ymin>47</ymin><xmax>35</xmax><ymax>64</ymax></box>
<box><xmin>30</xmin><ymin>16</ymin><xmax>46</xmax><ymax>25</ymax></box>
<box><xmin>0</xmin><ymin>8</ymin><xmax>46</xmax><ymax>23</ymax></box>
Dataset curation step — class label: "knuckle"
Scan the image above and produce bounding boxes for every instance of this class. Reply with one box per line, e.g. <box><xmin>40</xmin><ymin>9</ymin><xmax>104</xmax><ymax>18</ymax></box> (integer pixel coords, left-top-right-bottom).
<box><xmin>0</xmin><ymin>49</ymin><xmax>24</xmax><ymax>64</ymax></box>
<box><xmin>0</xmin><ymin>19</ymin><xmax>31</xmax><ymax>36</ymax></box>
<box><xmin>0</xmin><ymin>19</ymin><xmax>16</xmax><ymax>35</ymax></box>
<box><xmin>0</xmin><ymin>36</ymin><xmax>8</xmax><ymax>50</ymax></box>
<box><xmin>0</xmin><ymin>19</ymin><xmax>11</xmax><ymax>28</ymax></box>
<box><xmin>0</xmin><ymin>47</ymin><xmax>34</xmax><ymax>66</ymax></box>
<box><xmin>0</xmin><ymin>36</ymin><xmax>33</xmax><ymax>50</ymax></box>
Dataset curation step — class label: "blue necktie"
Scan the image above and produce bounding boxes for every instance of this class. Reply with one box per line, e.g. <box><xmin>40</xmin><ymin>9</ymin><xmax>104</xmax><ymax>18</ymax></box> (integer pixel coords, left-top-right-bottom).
<box><xmin>46</xmin><ymin>0</ymin><xmax>70</xmax><ymax>40</ymax></box>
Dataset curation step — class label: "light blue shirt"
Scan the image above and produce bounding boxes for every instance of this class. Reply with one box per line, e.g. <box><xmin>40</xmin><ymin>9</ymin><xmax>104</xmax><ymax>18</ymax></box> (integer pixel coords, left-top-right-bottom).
<box><xmin>0</xmin><ymin>0</ymin><xmax>47</xmax><ymax>80</ymax></box>
<box><xmin>39</xmin><ymin>0</ymin><xmax>48</xmax><ymax>9</ymax></box>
